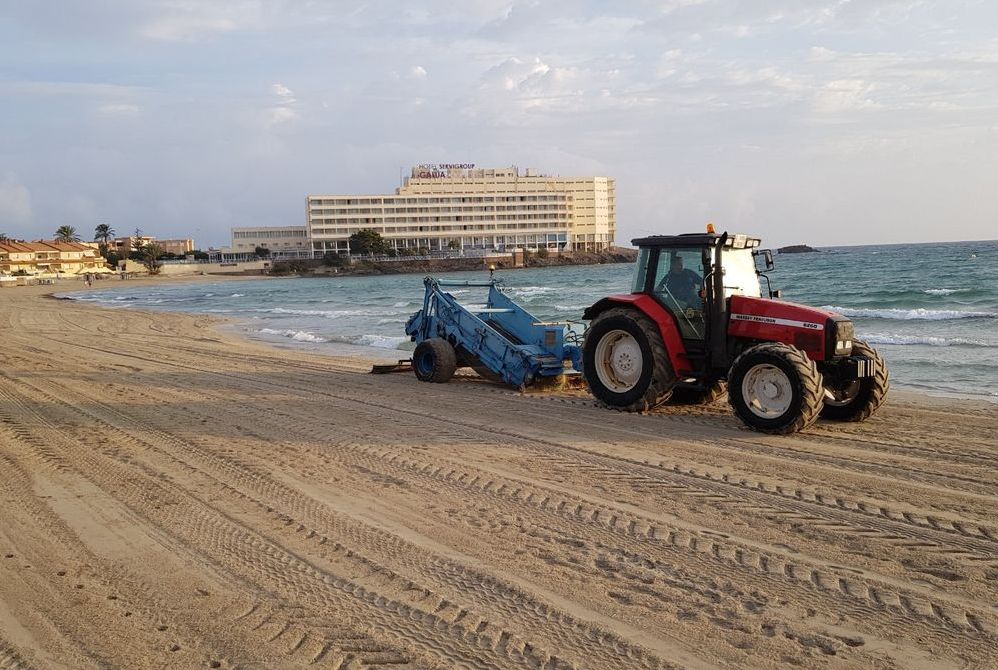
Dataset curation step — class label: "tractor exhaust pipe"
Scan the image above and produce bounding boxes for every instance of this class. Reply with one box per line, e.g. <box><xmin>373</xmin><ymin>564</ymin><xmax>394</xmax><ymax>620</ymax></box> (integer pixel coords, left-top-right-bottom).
<box><xmin>709</xmin><ymin>232</ymin><xmax>729</xmax><ymax>371</ymax></box>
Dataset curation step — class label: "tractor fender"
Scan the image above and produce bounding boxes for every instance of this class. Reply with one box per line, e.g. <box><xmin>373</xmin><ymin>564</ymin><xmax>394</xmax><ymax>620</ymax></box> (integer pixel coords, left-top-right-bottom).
<box><xmin>583</xmin><ymin>295</ymin><xmax>693</xmax><ymax>376</ymax></box>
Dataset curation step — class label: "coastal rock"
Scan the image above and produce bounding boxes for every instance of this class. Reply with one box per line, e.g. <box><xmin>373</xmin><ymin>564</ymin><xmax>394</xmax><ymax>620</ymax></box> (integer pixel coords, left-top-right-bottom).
<box><xmin>777</xmin><ymin>244</ymin><xmax>819</xmax><ymax>254</ymax></box>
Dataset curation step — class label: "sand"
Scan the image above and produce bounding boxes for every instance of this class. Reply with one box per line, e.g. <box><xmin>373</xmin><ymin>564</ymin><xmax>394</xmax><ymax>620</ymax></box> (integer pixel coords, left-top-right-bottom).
<box><xmin>0</xmin><ymin>279</ymin><xmax>996</xmax><ymax>670</ymax></box>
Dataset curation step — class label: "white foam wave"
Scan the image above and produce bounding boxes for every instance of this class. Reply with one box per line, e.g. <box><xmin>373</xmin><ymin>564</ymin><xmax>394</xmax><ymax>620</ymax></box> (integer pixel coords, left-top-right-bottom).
<box><xmin>864</xmin><ymin>333</ymin><xmax>998</xmax><ymax>348</ymax></box>
<box><xmin>822</xmin><ymin>306</ymin><xmax>997</xmax><ymax>320</ymax></box>
<box><xmin>258</xmin><ymin>328</ymin><xmax>328</xmax><ymax>343</ymax></box>
<box><xmin>350</xmin><ymin>334</ymin><xmax>409</xmax><ymax>349</ymax></box>
<box><xmin>261</xmin><ymin>307</ymin><xmax>382</xmax><ymax>318</ymax></box>
<box><xmin>392</xmin><ymin>301</ymin><xmax>410</xmax><ymax>307</ymax></box>
<box><xmin>230</xmin><ymin>293</ymin><xmax>244</xmax><ymax>298</ymax></box>
<box><xmin>513</xmin><ymin>286</ymin><xmax>556</xmax><ymax>297</ymax></box>
<box><xmin>923</xmin><ymin>288</ymin><xmax>968</xmax><ymax>296</ymax></box>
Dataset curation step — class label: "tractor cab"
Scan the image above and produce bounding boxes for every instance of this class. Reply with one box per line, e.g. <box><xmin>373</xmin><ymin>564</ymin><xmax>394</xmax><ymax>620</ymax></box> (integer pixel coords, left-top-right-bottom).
<box><xmin>582</xmin><ymin>229</ymin><xmax>889</xmax><ymax>434</ymax></box>
<box><xmin>630</xmin><ymin>232</ymin><xmax>765</xmax><ymax>342</ymax></box>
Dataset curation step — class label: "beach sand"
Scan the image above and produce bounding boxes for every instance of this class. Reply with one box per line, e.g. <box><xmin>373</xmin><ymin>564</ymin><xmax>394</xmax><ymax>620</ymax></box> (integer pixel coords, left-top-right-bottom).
<box><xmin>1</xmin><ymin>280</ymin><xmax>996</xmax><ymax>669</ymax></box>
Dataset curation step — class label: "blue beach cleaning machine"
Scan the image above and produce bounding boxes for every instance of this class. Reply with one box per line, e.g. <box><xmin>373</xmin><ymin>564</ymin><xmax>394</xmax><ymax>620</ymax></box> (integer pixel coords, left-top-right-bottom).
<box><xmin>398</xmin><ymin>277</ymin><xmax>583</xmax><ymax>389</ymax></box>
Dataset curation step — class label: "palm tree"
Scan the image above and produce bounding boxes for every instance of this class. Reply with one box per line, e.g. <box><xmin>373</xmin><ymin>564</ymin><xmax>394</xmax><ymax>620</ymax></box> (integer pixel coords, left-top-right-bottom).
<box><xmin>0</xmin><ymin>233</ymin><xmax>8</xmax><ymax>242</ymax></box>
<box><xmin>54</xmin><ymin>226</ymin><xmax>80</xmax><ymax>243</ymax></box>
<box><xmin>94</xmin><ymin>223</ymin><xmax>115</xmax><ymax>244</ymax></box>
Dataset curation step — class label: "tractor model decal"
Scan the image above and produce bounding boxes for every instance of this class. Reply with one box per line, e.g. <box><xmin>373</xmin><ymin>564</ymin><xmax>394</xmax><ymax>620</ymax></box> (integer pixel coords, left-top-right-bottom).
<box><xmin>730</xmin><ymin>313</ymin><xmax>824</xmax><ymax>330</ymax></box>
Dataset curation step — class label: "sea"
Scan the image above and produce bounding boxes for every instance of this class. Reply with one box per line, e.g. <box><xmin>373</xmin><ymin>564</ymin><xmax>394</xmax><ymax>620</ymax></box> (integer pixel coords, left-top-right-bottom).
<box><xmin>63</xmin><ymin>239</ymin><xmax>998</xmax><ymax>402</ymax></box>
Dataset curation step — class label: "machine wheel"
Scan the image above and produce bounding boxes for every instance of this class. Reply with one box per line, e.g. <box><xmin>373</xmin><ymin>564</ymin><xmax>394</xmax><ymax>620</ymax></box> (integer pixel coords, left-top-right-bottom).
<box><xmin>413</xmin><ymin>338</ymin><xmax>457</xmax><ymax>383</ymax></box>
<box><xmin>820</xmin><ymin>340</ymin><xmax>890</xmax><ymax>422</ymax></box>
<box><xmin>728</xmin><ymin>343</ymin><xmax>824</xmax><ymax>434</ymax></box>
<box><xmin>669</xmin><ymin>381</ymin><xmax>727</xmax><ymax>405</ymax></box>
<box><xmin>583</xmin><ymin>307</ymin><xmax>675</xmax><ymax>412</ymax></box>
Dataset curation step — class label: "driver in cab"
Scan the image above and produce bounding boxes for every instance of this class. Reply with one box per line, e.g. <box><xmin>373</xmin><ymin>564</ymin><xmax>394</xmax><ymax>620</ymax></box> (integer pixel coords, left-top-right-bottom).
<box><xmin>658</xmin><ymin>254</ymin><xmax>702</xmax><ymax>309</ymax></box>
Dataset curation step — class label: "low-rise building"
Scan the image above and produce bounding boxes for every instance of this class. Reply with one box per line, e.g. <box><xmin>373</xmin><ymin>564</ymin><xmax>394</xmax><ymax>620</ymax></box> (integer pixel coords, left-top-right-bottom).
<box><xmin>228</xmin><ymin>226</ymin><xmax>312</xmax><ymax>259</ymax></box>
<box><xmin>156</xmin><ymin>238</ymin><xmax>196</xmax><ymax>256</ymax></box>
<box><xmin>0</xmin><ymin>240</ymin><xmax>110</xmax><ymax>277</ymax></box>
<box><xmin>111</xmin><ymin>236</ymin><xmax>196</xmax><ymax>256</ymax></box>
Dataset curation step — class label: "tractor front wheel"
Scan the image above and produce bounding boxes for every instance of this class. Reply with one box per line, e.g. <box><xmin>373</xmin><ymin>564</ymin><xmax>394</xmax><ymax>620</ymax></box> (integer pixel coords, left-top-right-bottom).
<box><xmin>583</xmin><ymin>308</ymin><xmax>675</xmax><ymax>412</ymax></box>
<box><xmin>413</xmin><ymin>338</ymin><xmax>457</xmax><ymax>383</ymax></box>
<box><xmin>729</xmin><ymin>343</ymin><xmax>824</xmax><ymax>434</ymax></box>
<box><xmin>820</xmin><ymin>340</ymin><xmax>890</xmax><ymax>422</ymax></box>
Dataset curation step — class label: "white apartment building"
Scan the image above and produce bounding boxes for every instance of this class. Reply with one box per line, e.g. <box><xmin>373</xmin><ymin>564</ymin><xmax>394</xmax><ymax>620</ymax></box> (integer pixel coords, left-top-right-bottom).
<box><xmin>307</xmin><ymin>165</ymin><xmax>615</xmax><ymax>254</ymax></box>
<box><xmin>229</xmin><ymin>226</ymin><xmax>311</xmax><ymax>258</ymax></box>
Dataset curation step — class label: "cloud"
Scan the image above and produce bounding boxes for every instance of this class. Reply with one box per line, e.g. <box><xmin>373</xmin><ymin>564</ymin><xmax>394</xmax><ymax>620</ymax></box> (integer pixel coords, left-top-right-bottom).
<box><xmin>97</xmin><ymin>103</ymin><xmax>141</xmax><ymax>117</ymax></box>
<box><xmin>273</xmin><ymin>83</ymin><xmax>295</xmax><ymax>101</ymax></box>
<box><xmin>266</xmin><ymin>82</ymin><xmax>297</xmax><ymax>126</ymax></box>
<box><xmin>0</xmin><ymin>173</ymin><xmax>33</xmax><ymax>226</ymax></box>
<box><xmin>139</xmin><ymin>1</ymin><xmax>262</xmax><ymax>41</ymax></box>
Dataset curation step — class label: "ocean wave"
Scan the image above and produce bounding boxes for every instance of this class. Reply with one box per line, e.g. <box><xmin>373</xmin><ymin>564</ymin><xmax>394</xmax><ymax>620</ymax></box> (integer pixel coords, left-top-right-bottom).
<box><xmin>349</xmin><ymin>334</ymin><xmax>409</xmax><ymax>349</ymax></box>
<box><xmin>864</xmin><ymin>333</ymin><xmax>998</xmax><ymax>348</ymax></box>
<box><xmin>513</xmin><ymin>286</ymin><xmax>557</xmax><ymax>298</ymax></box>
<box><xmin>922</xmin><ymin>288</ymin><xmax>971</xmax><ymax>296</ymax></box>
<box><xmin>260</xmin><ymin>307</ymin><xmax>384</xmax><ymax>318</ymax></box>
<box><xmin>258</xmin><ymin>327</ymin><xmax>329</xmax><ymax>343</ymax></box>
<box><xmin>230</xmin><ymin>293</ymin><xmax>244</xmax><ymax>298</ymax></box>
<box><xmin>392</xmin><ymin>301</ymin><xmax>410</xmax><ymax>307</ymax></box>
<box><xmin>822</xmin><ymin>306</ymin><xmax>997</xmax><ymax>320</ymax></box>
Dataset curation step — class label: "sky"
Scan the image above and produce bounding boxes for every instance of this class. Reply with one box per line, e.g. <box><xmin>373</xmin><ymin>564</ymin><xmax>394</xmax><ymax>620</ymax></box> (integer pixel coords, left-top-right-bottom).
<box><xmin>1</xmin><ymin>1</ymin><xmax>997</xmax><ymax>249</ymax></box>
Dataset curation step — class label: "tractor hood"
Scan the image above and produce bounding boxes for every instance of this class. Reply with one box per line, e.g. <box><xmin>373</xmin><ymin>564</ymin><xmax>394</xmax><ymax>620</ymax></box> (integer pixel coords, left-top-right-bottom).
<box><xmin>729</xmin><ymin>296</ymin><xmax>854</xmax><ymax>361</ymax></box>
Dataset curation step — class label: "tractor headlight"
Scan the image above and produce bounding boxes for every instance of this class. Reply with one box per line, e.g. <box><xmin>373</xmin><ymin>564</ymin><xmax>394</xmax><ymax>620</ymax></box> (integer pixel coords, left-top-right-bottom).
<box><xmin>827</xmin><ymin>318</ymin><xmax>855</xmax><ymax>357</ymax></box>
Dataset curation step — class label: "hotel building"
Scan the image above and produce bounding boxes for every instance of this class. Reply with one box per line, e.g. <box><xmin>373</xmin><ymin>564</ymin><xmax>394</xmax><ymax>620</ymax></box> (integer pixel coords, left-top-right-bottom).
<box><xmin>306</xmin><ymin>166</ymin><xmax>615</xmax><ymax>255</ymax></box>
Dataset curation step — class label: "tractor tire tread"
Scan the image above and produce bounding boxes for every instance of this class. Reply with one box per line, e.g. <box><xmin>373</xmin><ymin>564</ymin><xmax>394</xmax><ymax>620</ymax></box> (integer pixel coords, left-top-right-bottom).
<box><xmin>413</xmin><ymin>338</ymin><xmax>458</xmax><ymax>383</ymax></box>
<box><xmin>820</xmin><ymin>339</ymin><xmax>890</xmax><ymax>422</ymax></box>
<box><xmin>729</xmin><ymin>342</ymin><xmax>824</xmax><ymax>434</ymax></box>
<box><xmin>587</xmin><ymin>307</ymin><xmax>675</xmax><ymax>412</ymax></box>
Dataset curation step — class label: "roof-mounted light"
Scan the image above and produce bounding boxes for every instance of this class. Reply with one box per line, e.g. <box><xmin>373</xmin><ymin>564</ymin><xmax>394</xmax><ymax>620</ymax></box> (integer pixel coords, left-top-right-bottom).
<box><xmin>706</xmin><ymin>222</ymin><xmax>716</xmax><ymax>234</ymax></box>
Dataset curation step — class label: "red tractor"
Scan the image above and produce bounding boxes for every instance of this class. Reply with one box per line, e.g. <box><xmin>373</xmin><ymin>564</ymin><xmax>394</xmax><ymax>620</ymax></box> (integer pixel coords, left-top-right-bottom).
<box><xmin>582</xmin><ymin>230</ymin><xmax>889</xmax><ymax>433</ymax></box>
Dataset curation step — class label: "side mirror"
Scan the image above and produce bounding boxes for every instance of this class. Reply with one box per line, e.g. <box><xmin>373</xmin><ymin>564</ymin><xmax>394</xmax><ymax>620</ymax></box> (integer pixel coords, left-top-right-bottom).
<box><xmin>763</xmin><ymin>249</ymin><xmax>775</xmax><ymax>271</ymax></box>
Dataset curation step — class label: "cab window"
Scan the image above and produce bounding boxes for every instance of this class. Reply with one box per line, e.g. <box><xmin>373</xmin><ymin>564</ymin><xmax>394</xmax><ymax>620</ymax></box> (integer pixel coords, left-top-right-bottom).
<box><xmin>652</xmin><ymin>247</ymin><xmax>705</xmax><ymax>340</ymax></box>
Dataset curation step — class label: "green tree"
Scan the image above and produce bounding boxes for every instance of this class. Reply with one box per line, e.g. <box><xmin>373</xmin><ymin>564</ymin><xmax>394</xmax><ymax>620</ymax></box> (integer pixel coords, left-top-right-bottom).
<box><xmin>94</xmin><ymin>223</ymin><xmax>115</xmax><ymax>244</ymax></box>
<box><xmin>322</xmin><ymin>251</ymin><xmax>347</xmax><ymax>267</ymax></box>
<box><xmin>447</xmin><ymin>239</ymin><xmax>461</xmax><ymax>250</ymax></box>
<box><xmin>254</xmin><ymin>246</ymin><xmax>271</xmax><ymax>258</ymax></box>
<box><xmin>54</xmin><ymin>225</ymin><xmax>80</xmax><ymax>242</ymax></box>
<box><xmin>348</xmin><ymin>229</ymin><xmax>389</xmax><ymax>255</ymax></box>
<box><xmin>0</xmin><ymin>233</ymin><xmax>8</xmax><ymax>242</ymax></box>
<box><xmin>142</xmin><ymin>243</ymin><xmax>164</xmax><ymax>274</ymax></box>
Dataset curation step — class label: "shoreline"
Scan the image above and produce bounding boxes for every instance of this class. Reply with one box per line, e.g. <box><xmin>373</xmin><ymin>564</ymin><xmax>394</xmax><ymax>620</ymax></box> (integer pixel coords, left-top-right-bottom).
<box><xmin>48</xmin><ymin>274</ymin><xmax>997</xmax><ymax>405</ymax></box>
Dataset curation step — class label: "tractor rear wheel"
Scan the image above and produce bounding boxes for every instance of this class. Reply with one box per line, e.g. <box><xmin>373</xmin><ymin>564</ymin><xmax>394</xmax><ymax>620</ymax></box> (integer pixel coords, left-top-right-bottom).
<box><xmin>820</xmin><ymin>340</ymin><xmax>889</xmax><ymax>422</ymax></box>
<box><xmin>413</xmin><ymin>338</ymin><xmax>457</xmax><ymax>383</ymax></box>
<box><xmin>729</xmin><ymin>343</ymin><xmax>824</xmax><ymax>434</ymax></box>
<box><xmin>583</xmin><ymin>307</ymin><xmax>675</xmax><ymax>412</ymax></box>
